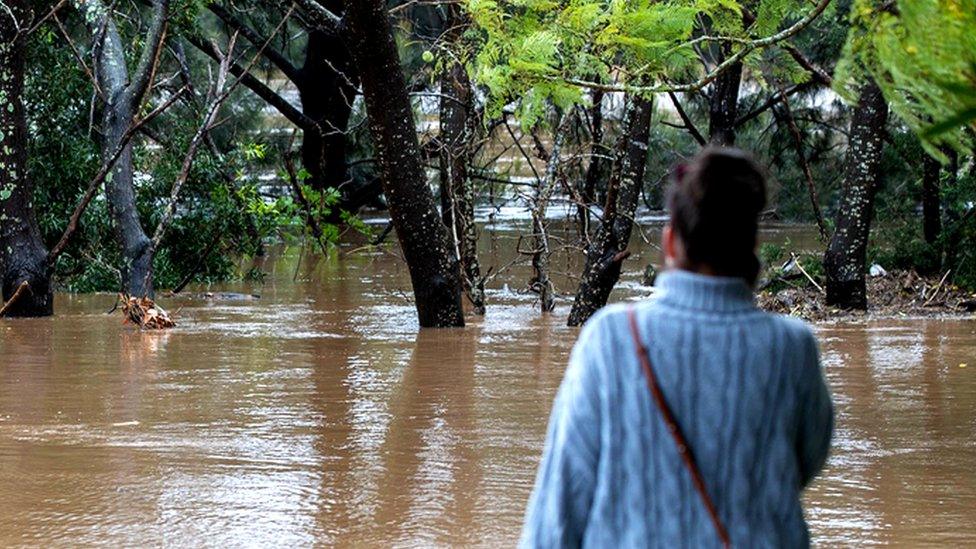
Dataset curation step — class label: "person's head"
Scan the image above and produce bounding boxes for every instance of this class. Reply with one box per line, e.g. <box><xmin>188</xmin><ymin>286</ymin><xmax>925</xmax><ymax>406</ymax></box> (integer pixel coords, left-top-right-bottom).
<box><xmin>663</xmin><ymin>147</ymin><xmax>767</xmax><ymax>286</ymax></box>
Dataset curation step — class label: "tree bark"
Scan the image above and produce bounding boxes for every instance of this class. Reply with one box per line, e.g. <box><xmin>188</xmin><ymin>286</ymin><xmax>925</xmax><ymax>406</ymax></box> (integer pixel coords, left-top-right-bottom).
<box><xmin>76</xmin><ymin>0</ymin><xmax>169</xmax><ymax>297</ymax></box>
<box><xmin>298</xmin><ymin>19</ymin><xmax>358</xmax><ymax>193</ymax></box>
<box><xmin>824</xmin><ymin>80</ymin><xmax>889</xmax><ymax>310</ymax></box>
<box><xmin>568</xmin><ymin>96</ymin><xmax>653</xmax><ymax>326</ymax></box>
<box><xmin>922</xmin><ymin>154</ymin><xmax>942</xmax><ymax>245</ymax></box>
<box><xmin>531</xmin><ymin>114</ymin><xmax>571</xmax><ymax>314</ymax></box>
<box><xmin>708</xmin><ymin>57</ymin><xmax>743</xmax><ymax>146</ymax></box>
<box><xmin>343</xmin><ymin>0</ymin><xmax>464</xmax><ymax>327</ymax></box>
<box><xmin>437</xmin><ymin>5</ymin><xmax>484</xmax><ymax>315</ymax></box>
<box><xmin>580</xmin><ymin>89</ymin><xmax>607</xmax><ymax>237</ymax></box>
<box><xmin>0</xmin><ymin>1</ymin><xmax>54</xmax><ymax>317</ymax></box>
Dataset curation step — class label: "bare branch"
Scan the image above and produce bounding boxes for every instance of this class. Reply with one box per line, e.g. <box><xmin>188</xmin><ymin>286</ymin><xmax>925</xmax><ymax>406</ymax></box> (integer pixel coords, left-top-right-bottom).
<box><xmin>48</xmin><ymin>87</ymin><xmax>189</xmax><ymax>266</ymax></box>
<box><xmin>667</xmin><ymin>91</ymin><xmax>706</xmax><ymax>146</ymax></box>
<box><xmin>126</xmin><ymin>0</ymin><xmax>169</xmax><ymax>108</ymax></box>
<box><xmin>208</xmin><ymin>2</ymin><xmax>303</xmax><ymax>84</ymax></box>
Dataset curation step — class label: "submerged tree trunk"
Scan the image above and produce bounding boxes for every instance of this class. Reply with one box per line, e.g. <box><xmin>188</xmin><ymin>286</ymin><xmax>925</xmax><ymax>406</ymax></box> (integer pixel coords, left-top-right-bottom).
<box><xmin>568</xmin><ymin>96</ymin><xmax>653</xmax><ymax>326</ymax></box>
<box><xmin>580</xmin><ymin>89</ymin><xmax>607</xmax><ymax>238</ymax></box>
<box><xmin>531</xmin><ymin>115</ymin><xmax>571</xmax><ymax>314</ymax></box>
<box><xmin>922</xmin><ymin>154</ymin><xmax>942</xmax><ymax>245</ymax></box>
<box><xmin>343</xmin><ymin>0</ymin><xmax>464</xmax><ymax>328</ymax></box>
<box><xmin>103</xmin><ymin>101</ymin><xmax>155</xmax><ymax>297</ymax></box>
<box><xmin>824</xmin><ymin>80</ymin><xmax>889</xmax><ymax>310</ymax></box>
<box><xmin>0</xmin><ymin>2</ymin><xmax>53</xmax><ymax>316</ymax></box>
<box><xmin>708</xmin><ymin>58</ymin><xmax>743</xmax><ymax>146</ymax></box>
<box><xmin>438</xmin><ymin>13</ymin><xmax>485</xmax><ymax>314</ymax></box>
<box><xmin>76</xmin><ymin>0</ymin><xmax>169</xmax><ymax>298</ymax></box>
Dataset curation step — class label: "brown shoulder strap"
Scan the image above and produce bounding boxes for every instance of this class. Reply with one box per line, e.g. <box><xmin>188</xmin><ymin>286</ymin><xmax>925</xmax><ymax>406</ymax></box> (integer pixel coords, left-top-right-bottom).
<box><xmin>627</xmin><ymin>307</ymin><xmax>731</xmax><ymax>548</ymax></box>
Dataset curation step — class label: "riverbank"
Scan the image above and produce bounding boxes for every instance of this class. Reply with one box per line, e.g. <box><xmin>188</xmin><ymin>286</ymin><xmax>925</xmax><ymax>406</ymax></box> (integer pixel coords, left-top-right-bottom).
<box><xmin>757</xmin><ymin>269</ymin><xmax>976</xmax><ymax>321</ymax></box>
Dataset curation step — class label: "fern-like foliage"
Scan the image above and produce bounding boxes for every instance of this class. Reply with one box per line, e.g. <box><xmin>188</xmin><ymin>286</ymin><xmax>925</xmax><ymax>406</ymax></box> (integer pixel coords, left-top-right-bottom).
<box><xmin>466</xmin><ymin>0</ymin><xmax>831</xmax><ymax>129</ymax></box>
<box><xmin>839</xmin><ymin>0</ymin><xmax>976</xmax><ymax>153</ymax></box>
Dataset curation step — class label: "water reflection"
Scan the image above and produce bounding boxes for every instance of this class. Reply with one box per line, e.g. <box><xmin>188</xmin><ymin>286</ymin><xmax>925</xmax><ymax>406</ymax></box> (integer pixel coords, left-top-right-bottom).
<box><xmin>806</xmin><ymin>321</ymin><xmax>976</xmax><ymax>546</ymax></box>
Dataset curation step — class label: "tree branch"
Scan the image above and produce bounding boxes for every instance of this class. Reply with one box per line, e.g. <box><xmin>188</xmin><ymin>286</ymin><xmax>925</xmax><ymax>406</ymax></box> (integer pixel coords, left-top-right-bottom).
<box><xmin>784</xmin><ymin>44</ymin><xmax>833</xmax><ymax>86</ymax></box>
<box><xmin>292</xmin><ymin>0</ymin><xmax>342</xmax><ymax>33</ymax></box>
<box><xmin>125</xmin><ymin>0</ymin><xmax>169</xmax><ymax>109</ymax></box>
<box><xmin>547</xmin><ymin>0</ymin><xmax>832</xmax><ymax>95</ymax></box>
<box><xmin>208</xmin><ymin>2</ymin><xmax>303</xmax><ymax>84</ymax></box>
<box><xmin>734</xmin><ymin>80</ymin><xmax>815</xmax><ymax>127</ymax></box>
<box><xmin>667</xmin><ymin>91</ymin><xmax>706</xmax><ymax>146</ymax></box>
<box><xmin>48</xmin><ymin>87</ymin><xmax>189</xmax><ymax>266</ymax></box>
<box><xmin>183</xmin><ymin>33</ymin><xmax>317</xmax><ymax>130</ymax></box>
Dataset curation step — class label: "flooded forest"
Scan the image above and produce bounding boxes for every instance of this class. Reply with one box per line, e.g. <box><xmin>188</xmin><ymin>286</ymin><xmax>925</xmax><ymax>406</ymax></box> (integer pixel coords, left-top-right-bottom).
<box><xmin>1</xmin><ymin>0</ymin><xmax>975</xmax><ymax>546</ymax></box>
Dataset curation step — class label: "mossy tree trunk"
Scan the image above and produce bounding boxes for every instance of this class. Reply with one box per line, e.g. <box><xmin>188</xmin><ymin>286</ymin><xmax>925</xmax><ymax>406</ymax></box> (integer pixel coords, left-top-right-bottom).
<box><xmin>438</xmin><ymin>5</ymin><xmax>485</xmax><ymax>315</ymax></box>
<box><xmin>343</xmin><ymin>0</ymin><xmax>465</xmax><ymax>327</ymax></box>
<box><xmin>824</xmin><ymin>80</ymin><xmax>890</xmax><ymax>310</ymax></box>
<box><xmin>0</xmin><ymin>0</ymin><xmax>54</xmax><ymax>316</ymax></box>
<box><xmin>568</xmin><ymin>96</ymin><xmax>653</xmax><ymax>326</ymax></box>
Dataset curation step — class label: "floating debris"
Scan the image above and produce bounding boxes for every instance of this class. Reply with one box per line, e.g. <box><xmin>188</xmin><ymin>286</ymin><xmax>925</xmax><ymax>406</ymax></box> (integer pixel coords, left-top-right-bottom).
<box><xmin>120</xmin><ymin>294</ymin><xmax>176</xmax><ymax>329</ymax></box>
<box><xmin>758</xmin><ymin>269</ymin><xmax>976</xmax><ymax>321</ymax></box>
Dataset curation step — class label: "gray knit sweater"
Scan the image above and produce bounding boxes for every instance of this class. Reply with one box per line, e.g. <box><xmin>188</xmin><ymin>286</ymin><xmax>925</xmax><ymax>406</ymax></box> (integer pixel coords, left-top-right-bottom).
<box><xmin>521</xmin><ymin>270</ymin><xmax>833</xmax><ymax>548</ymax></box>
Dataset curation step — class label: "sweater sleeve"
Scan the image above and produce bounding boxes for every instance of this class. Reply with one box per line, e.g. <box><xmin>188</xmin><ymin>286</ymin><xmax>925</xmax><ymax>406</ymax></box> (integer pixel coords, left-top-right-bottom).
<box><xmin>795</xmin><ymin>328</ymin><xmax>834</xmax><ymax>487</ymax></box>
<box><xmin>520</xmin><ymin>317</ymin><xmax>604</xmax><ymax>548</ymax></box>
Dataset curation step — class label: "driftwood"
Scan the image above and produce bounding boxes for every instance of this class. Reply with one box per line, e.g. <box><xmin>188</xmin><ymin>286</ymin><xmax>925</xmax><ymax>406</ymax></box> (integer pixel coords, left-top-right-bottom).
<box><xmin>119</xmin><ymin>294</ymin><xmax>176</xmax><ymax>329</ymax></box>
<box><xmin>0</xmin><ymin>281</ymin><xmax>31</xmax><ymax>318</ymax></box>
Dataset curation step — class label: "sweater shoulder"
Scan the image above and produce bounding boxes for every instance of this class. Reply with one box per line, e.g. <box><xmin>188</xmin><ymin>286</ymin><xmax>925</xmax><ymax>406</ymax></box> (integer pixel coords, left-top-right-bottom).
<box><xmin>767</xmin><ymin>313</ymin><xmax>818</xmax><ymax>349</ymax></box>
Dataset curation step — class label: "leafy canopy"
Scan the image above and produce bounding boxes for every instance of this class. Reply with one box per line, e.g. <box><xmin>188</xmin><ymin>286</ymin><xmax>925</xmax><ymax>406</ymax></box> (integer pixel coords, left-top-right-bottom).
<box><xmin>465</xmin><ymin>0</ymin><xmax>826</xmax><ymax>126</ymax></box>
<box><xmin>839</xmin><ymin>0</ymin><xmax>976</xmax><ymax>153</ymax></box>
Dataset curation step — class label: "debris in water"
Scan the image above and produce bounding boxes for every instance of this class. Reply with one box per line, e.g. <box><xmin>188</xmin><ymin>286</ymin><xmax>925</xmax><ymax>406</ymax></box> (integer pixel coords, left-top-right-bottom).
<box><xmin>120</xmin><ymin>294</ymin><xmax>176</xmax><ymax>329</ymax></box>
<box><xmin>758</xmin><ymin>269</ymin><xmax>976</xmax><ymax>321</ymax></box>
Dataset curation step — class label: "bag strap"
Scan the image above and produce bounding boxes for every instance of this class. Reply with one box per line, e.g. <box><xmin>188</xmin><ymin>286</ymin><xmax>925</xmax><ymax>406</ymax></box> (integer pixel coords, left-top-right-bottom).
<box><xmin>627</xmin><ymin>307</ymin><xmax>731</xmax><ymax>548</ymax></box>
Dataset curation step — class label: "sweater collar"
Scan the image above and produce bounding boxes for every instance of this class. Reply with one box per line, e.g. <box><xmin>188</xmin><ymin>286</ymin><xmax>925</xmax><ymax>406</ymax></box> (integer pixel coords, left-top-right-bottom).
<box><xmin>654</xmin><ymin>269</ymin><xmax>756</xmax><ymax>313</ymax></box>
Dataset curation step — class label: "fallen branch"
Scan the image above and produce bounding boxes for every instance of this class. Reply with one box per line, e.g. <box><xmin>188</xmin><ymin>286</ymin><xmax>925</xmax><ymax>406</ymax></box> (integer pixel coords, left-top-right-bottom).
<box><xmin>792</xmin><ymin>253</ymin><xmax>824</xmax><ymax>294</ymax></box>
<box><xmin>923</xmin><ymin>269</ymin><xmax>952</xmax><ymax>307</ymax></box>
<box><xmin>0</xmin><ymin>281</ymin><xmax>31</xmax><ymax>318</ymax></box>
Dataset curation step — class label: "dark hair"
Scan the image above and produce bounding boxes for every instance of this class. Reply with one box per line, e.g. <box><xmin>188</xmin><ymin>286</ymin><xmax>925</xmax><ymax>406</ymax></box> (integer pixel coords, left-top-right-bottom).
<box><xmin>667</xmin><ymin>147</ymin><xmax>767</xmax><ymax>285</ymax></box>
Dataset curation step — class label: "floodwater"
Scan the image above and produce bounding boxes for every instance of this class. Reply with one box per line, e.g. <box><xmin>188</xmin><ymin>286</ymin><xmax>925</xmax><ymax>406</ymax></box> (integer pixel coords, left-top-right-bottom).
<box><xmin>0</xmin><ymin>221</ymin><xmax>973</xmax><ymax>547</ymax></box>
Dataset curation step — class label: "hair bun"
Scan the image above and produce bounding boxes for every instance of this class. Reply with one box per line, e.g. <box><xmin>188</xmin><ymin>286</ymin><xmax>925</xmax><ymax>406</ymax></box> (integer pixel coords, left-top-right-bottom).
<box><xmin>667</xmin><ymin>147</ymin><xmax>768</xmax><ymax>285</ymax></box>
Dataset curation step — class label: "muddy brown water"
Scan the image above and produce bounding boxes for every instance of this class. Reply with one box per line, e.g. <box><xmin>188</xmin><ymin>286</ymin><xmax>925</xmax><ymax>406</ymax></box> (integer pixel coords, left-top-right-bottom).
<box><xmin>0</xmin><ymin>222</ymin><xmax>974</xmax><ymax>546</ymax></box>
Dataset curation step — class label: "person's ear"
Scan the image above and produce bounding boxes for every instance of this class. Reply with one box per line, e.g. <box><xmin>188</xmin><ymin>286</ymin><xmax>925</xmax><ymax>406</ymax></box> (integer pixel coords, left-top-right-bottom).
<box><xmin>663</xmin><ymin>223</ymin><xmax>676</xmax><ymax>266</ymax></box>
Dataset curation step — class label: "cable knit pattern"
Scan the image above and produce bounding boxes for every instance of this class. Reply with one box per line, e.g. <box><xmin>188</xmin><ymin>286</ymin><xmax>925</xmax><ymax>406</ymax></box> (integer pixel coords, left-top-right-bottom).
<box><xmin>521</xmin><ymin>270</ymin><xmax>833</xmax><ymax>548</ymax></box>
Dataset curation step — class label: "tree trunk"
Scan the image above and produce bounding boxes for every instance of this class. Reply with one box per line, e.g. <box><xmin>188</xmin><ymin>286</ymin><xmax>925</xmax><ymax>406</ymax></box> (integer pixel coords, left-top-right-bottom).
<box><xmin>298</xmin><ymin>21</ymin><xmax>358</xmax><ymax>193</ymax></box>
<box><xmin>823</xmin><ymin>80</ymin><xmax>889</xmax><ymax>310</ymax></box>
<box><xmin>438</xmin><ymin>6</ymin><xmax>484</xmax><ymax>315</ymax></box>
<box><xmin>531</xmin><ymin>114</ymin><xmax>571</xmax><ymax>314</ymax></box>
<box><xmin>580</xmin><ymin>89</ymin><xmax>607</xmax><ymax>238</ymax></box>
<box><xmin>103</xmin><ymin>102</ymin><xmax>155</xmax><ymax>297</ymax></box>
<box><xmin>922</xmin><ymin>154</ymin><xmax>942</xmax><ymax>245</ymax></box>
<box><xmin>568</xmin><ymin>96</ymin><xmax>653</xmax><ymax>326</ymax></box>
<box><xmin>343</xmin><ymin>0</ymin><xmax>464</xmax><ymax>328</ymax></box>
<box><xmin>76</xmin><ymin>0</ymin><xmax>167</xmax><ymax>298</ymax></box>
<box><xmin>708</xmin><ymin>58</ymin><xmax>743</xmax><ymax>146</ymax></box>
<box><xmin>0</xmin><ymin>2</ymin><xmax>54</xmax><ymax>317</ymax></box>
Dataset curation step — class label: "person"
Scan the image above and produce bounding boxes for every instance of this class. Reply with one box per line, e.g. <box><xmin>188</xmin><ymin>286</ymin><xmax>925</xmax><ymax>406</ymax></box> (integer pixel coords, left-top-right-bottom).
<box><xmin>521</xmin><ymin>147</ymin><xmax>833</xmax><ymax>548</ymax></box>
